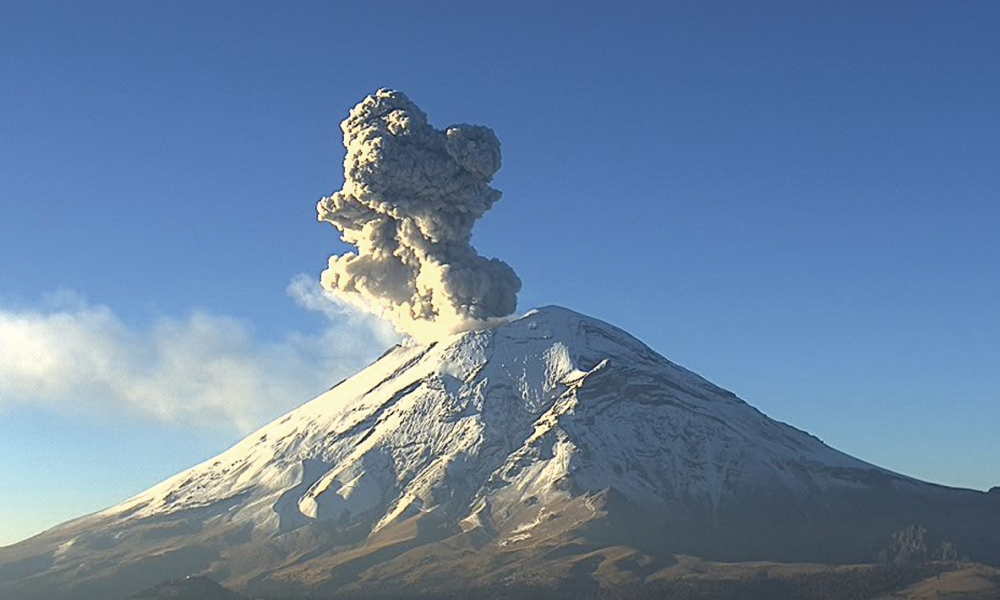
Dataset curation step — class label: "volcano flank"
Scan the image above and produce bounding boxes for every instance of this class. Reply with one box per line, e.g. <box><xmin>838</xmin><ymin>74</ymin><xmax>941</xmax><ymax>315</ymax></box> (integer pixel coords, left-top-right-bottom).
<box><xmin>1</xmin><ymin>306</ymin><xmax>998</xmax><ymax>600</ymax></box>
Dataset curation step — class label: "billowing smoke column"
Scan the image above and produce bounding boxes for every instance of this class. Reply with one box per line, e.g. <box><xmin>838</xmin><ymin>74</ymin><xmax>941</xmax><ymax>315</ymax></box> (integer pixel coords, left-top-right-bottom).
<box><xmin>317</xmin><ymin>89</ymin><xmax>521</xmax><ymax>341</ymax></box>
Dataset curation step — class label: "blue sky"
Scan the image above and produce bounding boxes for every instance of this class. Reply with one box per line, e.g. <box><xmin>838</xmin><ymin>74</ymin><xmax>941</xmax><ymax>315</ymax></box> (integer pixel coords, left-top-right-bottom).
<box><xmin>1</xmin><ymin>0</ymin><xmax>998</xmax><ymax>546</ymax></box>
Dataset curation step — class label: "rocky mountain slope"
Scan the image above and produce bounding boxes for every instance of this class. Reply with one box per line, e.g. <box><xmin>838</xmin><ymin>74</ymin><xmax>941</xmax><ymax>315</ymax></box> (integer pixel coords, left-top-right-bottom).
<box><xmin>1</xmin><ymin>306</ymin><xmax>997</xmax><ymax>600</ymax></box>
<box><xmin>126</xmin><ymin>576</ymin><xmax>244</xmax><ymax>600</ymax></box>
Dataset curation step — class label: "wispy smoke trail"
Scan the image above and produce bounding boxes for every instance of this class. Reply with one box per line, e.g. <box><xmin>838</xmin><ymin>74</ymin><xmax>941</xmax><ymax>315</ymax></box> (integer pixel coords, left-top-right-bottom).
<box><xmin>317</xmin><ymin>89</ymin><xmax>521</xmax><ymax>341</ymax></box>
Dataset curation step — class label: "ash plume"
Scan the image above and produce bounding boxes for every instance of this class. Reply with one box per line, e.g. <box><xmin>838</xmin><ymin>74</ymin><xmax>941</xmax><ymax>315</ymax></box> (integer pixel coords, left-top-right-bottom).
<box><xmin>317</xmin><ymin>89</ymin><xmax>521</xmax><ymax>340</ymax></box>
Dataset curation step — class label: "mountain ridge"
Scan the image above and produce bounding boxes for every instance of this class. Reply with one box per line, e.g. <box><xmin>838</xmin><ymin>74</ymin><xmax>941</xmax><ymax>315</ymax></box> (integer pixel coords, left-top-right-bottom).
<box><xmin>1</xmin><ymin>305</ymin><xmax>997</xmax><ymax>600</ymax></box>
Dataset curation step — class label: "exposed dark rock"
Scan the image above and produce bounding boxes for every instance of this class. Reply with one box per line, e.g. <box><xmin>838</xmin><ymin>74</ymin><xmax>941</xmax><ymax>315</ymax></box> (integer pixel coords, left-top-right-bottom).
<box><xmin>127</xmin><ymin>575</ymin><xmax>244</xmax><ymax>600</ymax></box>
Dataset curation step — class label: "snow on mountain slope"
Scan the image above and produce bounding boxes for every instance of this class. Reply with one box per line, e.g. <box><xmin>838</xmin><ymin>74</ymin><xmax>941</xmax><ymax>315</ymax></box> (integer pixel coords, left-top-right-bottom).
<box><xmin>101</xmin><ymin>306</ymin><xmax>883</xmax><ymax>536</ymax></box>
<box><xmin>2</xmin><ymin>306</ymin><xmax>997</xmax><ymax>600</ymax></box>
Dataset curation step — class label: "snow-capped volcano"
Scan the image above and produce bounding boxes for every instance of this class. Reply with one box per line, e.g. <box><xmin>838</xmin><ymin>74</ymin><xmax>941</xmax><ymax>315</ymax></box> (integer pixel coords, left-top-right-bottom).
<box><xmin>110</xmin><ymin>306</ymin><xmax>876</xmax><ymax>530</ymax></box>
<box><xmin>2</xmin><ymin>307</ymin><xmax>998</xmax><ymax>600</ymax></box>
<box><xmin>104</xmin><ymin>307</ymin><xmax>892</xmax><ymax>531</ymax></box>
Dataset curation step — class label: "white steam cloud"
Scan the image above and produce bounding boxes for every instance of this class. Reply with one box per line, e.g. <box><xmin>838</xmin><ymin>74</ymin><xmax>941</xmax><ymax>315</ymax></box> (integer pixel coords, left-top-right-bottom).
<box><xmin>0</xmin><ymin>279</ymin><xmax>398</xmax><ymax>433</ymax></box>
<box><xmin>317</xmin><ymin>89</ymin><xmax>521</xmax><ymax>341</ymax></box>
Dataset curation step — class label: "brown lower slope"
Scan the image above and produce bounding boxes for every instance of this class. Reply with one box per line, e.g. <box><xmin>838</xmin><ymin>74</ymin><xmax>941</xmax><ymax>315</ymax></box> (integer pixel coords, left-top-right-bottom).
<box><xmin>872</xmin><ymin>563</ymin><xmax>1000</xmax><ymax>600</ymax></box>
<box><xmin>2</xmin><ymin>483</ymin><xmax>998</xmax><ymax>600</ymax></box>
<box><xmin>239</xmin><ymin>488</ymin><xmax>1000</xmax><ymax>599</ymax></box>
<box><xmin>120</xmin><ymin>558</ymin><xmax>1000</xmax><ymax>600</ymax></box>
<box><xmin>245</xmin><ymin>560</ymin><xmax>1000</xmax><ymax>600</ymax></box>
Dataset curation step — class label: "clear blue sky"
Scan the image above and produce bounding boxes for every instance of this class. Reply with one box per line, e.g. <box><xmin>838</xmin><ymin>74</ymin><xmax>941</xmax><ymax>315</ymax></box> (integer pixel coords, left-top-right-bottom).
<box><xmin>1</xmin><ymin>0</ymin><xmax>998</xmax><ymax>546</ymax></box>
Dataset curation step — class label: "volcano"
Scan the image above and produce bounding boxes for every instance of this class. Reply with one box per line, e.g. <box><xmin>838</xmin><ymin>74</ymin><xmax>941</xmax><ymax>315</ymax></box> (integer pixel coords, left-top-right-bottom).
<box><xmin>1</xmin><ymin>306</ymin><xmax>997</xmax><ymax>600</ymax></box>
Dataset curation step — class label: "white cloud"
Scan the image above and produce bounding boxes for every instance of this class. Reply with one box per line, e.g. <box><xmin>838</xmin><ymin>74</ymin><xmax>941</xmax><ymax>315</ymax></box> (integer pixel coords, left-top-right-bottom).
<box><xmin>0</xmin><ymin>277</ymin><xmax>400</xmax><ymax>434</ymax></box>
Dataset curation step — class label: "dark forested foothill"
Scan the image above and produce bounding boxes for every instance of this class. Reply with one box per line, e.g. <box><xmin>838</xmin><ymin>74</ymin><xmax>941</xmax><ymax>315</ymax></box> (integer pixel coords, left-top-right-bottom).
<box><xmin>126</xmin><ymin>575</ymin><xmax>245</xmax><ymax>600</ymax></box>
